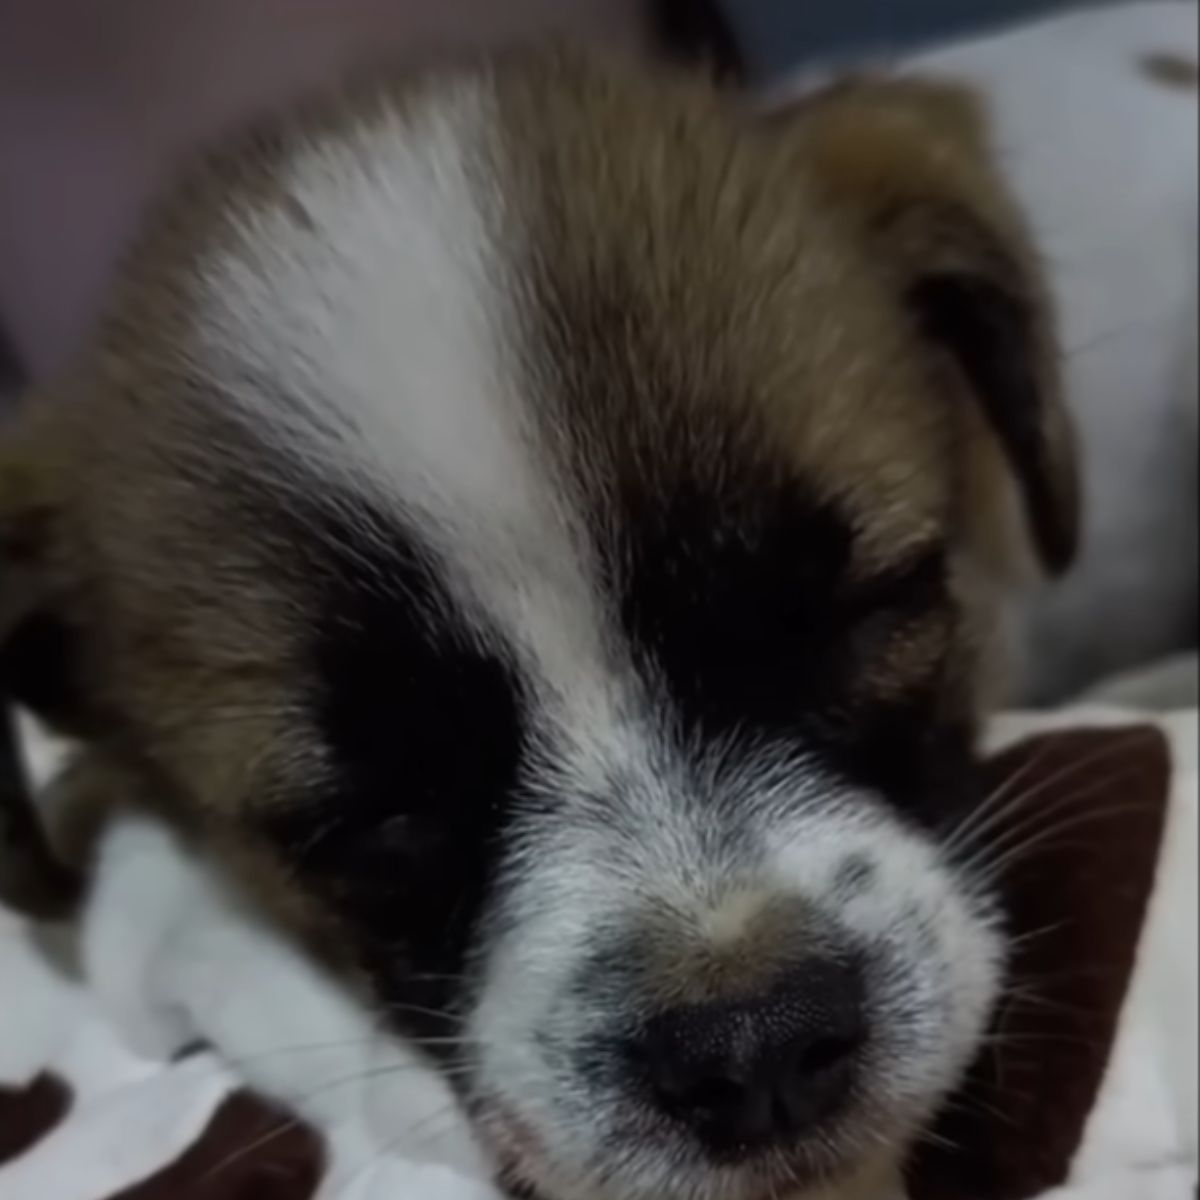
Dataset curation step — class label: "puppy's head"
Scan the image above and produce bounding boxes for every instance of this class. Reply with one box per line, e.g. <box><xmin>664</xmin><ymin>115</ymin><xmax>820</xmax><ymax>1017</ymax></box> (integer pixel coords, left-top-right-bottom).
<box><xmin>0</xmin><ymin>51</ymin><xmax>1076</xmax><ymax>1200</ymax></box>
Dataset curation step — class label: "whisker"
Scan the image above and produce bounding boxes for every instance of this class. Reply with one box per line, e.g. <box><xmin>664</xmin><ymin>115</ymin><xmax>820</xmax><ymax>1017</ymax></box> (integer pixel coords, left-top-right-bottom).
<box><xmin>993</xmin><ymin>982</ymin><xmax>1096</xmax><ymax>1020</ymax></box>
<box><xmin>385</xmin><ymin>999</ymin><xmax>462</xmax><ymax>1026</ymax></box>
<box><xmin>198</xmin><ymin>1112</ymin><xmax>308</xmax><ymax>1185</ymax></box>
<box><xmin>399</xmin><ymin>970</ymin><xmax>472</xmax><ymax>986</ymax></box>
<box><xmin>215</xmin><ymin>1036</ymin><xmax>378</xmax><ymax>1072</ymax></box>
<box><xmin>956</xmin><ymin>768</ymin><xmax>1150</xmax><ymax>881</ymax></box>
<box><xmin>394</xmin><ymin>1036</ymin><xmax>476</xmax><ymax>1050</ymax></box>
<box><xmin>200</xmin><ymin>1053</ymin><xmax>486</xmax><ymax>1186</ymax></box>
<box><xmin>955</xmin><ymin>729</ymin><xmax>1155</xmax><ymax>857</ymax></box>
<box><xmin>979</xmin><ymin>1025</ymin><xmax>1108</xmax><ymax>1047</ymax></box>
<box><xmin>945</xmin><ymin>729</ymin><xmax>1154</xmax><ymax>860</ymax></box>
<box><xmin>913</xmin><ymin>1127</ymin><xmax>960</xmax><ymax>1153</ymax></box>
<box><xmin>934</xmin><ymin>1090</ymin><xmax>1014</xmax><ymax>1127</ymax></box>
<box><xmin>971</xmin><ymin>800</ymin><xmax>1152</xmax><ymax>884</ymax></box>
<box><xmin>1003</xmin><ymin>920</ymin><xmax>1072</xmax><ymax>952</ymax></box>
<box><xmin>942</xmin><ymin>733</ymin><xmax>1064</xmax><ymax>851</ymax></box>
<box><xmin>954</xmin><ymin>781</ymin><xmax>1120</xmax><ymax>880</ymax></box>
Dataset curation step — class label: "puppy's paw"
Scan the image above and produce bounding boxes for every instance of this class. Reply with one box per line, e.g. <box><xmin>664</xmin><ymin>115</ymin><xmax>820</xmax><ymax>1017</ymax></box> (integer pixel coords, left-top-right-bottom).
<box><xmin>83</xmin><ymin>816</ymin><xmax>202</xmax><ymax>1060</ymax></box>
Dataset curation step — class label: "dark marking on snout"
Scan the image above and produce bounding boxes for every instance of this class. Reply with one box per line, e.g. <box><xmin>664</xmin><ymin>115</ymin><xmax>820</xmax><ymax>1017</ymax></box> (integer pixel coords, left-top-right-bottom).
<box><xmin>569</xmin><ymin>892</ymin><xmax>860</xmax><ymax>1037</ymax></box>
<box><xmin>252</xmin><ymin>489</ymin><xmax>526</xmax><ymax>1040</ymax></box>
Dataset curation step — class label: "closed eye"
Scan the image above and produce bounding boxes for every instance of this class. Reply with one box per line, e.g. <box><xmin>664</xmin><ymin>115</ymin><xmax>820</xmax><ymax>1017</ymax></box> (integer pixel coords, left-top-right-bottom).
<box><xmin>839</xmin><ymin>546</ymin><xmax>949</xmax><ymax>623</ymax></box>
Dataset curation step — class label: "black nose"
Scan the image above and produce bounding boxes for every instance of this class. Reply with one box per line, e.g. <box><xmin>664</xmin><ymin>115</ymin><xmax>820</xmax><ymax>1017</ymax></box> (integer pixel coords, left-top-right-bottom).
<box><xmin>630</xmin><ymin>959</ymin><xmax>865</xmax><ymax>1153</ymax></box>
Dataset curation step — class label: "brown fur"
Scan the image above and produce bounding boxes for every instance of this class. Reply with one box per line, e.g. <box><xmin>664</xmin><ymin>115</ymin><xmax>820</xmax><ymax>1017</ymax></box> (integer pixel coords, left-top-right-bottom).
<box><xmin>0</xmin><ymin>48</ymin><xmax>1077</xmax><ymax>925</ymax></box>
<box><xmin>787</xmin><ymin>76</ymin><xmax>1077</xmax><ymax>575</ymax></box>
<box><xmin>497</xmin><ymin>57</ymin><xmax>957</xmax><ymax>569</ymax></box>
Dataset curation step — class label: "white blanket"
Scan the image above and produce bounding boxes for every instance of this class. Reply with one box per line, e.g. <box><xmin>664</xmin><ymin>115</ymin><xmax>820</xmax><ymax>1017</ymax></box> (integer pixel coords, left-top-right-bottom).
<box><xmin>2</xmin><ymin>705</ymin><xmax>1195</xmax><ymax>1200</ymax></box>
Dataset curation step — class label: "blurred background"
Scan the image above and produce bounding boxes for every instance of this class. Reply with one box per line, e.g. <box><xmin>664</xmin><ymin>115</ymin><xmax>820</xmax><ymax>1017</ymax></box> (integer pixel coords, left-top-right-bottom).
<box><xmin>0</xmin><ymin>0</ymin><xmax>1181</xmax><ymax>388</ymax></box>
<box><xmin>722</xmin><ymin>0</ymin><xmax>1113</xmax><ymax>74</ymax></box>
<box><xmin>0</xmin><ymin>0</ymin><xmax>1196</xmax><ymax>707</ymax></box>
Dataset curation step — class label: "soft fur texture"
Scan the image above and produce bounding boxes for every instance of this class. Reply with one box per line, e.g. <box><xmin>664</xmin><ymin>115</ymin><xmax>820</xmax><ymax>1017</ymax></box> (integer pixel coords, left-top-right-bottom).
<box><xmin>2</xmin><ymin>706</ymin><xmax>1193</xmax><ymax>1199</ymax></box>
<box><xmin>0</xmin><ymin>45</ymin><xmax>1080</xmax><ymax>1200</ymax></box>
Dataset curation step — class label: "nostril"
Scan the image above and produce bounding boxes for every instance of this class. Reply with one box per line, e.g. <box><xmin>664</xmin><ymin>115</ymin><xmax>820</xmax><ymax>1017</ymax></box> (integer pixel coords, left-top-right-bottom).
<box><xmin>630</xmin><ymin>958</ymin><xmax>866</xmax><ymax>1152</ymax></box>
<box><xmin>667</xmin><ymin>1074</ymin><xmax>747</xmax><ymax>1116</ymax></box>
<box><xmin>796</xmin><ymin>1032</ymin><xmax>862</xmax><ymax>1077</ymax></box>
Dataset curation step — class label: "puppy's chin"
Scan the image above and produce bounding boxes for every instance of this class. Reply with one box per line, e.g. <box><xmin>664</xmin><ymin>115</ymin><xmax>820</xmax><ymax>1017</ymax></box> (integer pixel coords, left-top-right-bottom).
<box><xmin>468</xmin><ymin>1056</ymin><xmax>945</xmax><ymax>1200</ymax></box>
<box><xmin>481</xmin><ymin>1104</ymin><xmax>905</xmax><ymax>1200</ymax></box>
<box><xmin>470</xmin><ymin>1056</ymin><xmax>912</xmax><ymax>1200</ymax></box>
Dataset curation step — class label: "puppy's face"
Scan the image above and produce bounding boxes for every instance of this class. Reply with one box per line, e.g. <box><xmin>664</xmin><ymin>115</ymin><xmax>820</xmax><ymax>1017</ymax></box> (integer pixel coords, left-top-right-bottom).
<box><xmin>0</xmin><ymin>52</ymin><xmax>1076</xmax><ymax>1200</ymax></box>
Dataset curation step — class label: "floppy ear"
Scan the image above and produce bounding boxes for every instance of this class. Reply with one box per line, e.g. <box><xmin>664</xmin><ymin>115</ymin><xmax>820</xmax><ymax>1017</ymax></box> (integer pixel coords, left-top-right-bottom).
<box><xmin>791</xmin><ymin>76</ymin><xmax>1079</xmax><ymax>576</ymax></box>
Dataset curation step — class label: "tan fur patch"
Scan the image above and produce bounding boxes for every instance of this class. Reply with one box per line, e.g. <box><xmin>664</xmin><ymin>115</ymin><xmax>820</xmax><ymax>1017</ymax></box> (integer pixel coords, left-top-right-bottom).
<box><xmin>641</xmin><ymin>893</ymin><xmax>829</xmax><ymax>1007</ymax></box>
<box><xmin>493</xmin><ymin>53</ymin><xmax>960</xmax><ymax>576</ymax></box>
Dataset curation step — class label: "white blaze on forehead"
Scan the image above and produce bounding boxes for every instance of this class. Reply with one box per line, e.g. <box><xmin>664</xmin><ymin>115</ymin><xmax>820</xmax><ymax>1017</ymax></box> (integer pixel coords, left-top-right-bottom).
<box><xmin>195</xmin><ymin>81</ymin><xmax>517</xmax><ymax>518</ymax></box>
<box><xmin>193</xmin><ymin>80</ymin><xmax>615</xmax><ymax>720</ymax></box>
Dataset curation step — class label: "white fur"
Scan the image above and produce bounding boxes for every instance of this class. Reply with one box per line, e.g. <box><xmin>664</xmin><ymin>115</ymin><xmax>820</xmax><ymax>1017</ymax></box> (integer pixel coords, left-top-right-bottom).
<box><xmin>83</xmin><ymin>814</ymin><xmax>488</xmax><ymax>1178</ymax></box>
<box><xmin>7</xmin><ymin>13</ymin><xmax>1194</xmax><ymax>1197</ymax></box>
<box><xmin>769</xmin><ymin>799</ymin><xmax>1001</xmax><ymax>1113</ymax></box>
<box><xmin>469</xmin><ymin>734</ymin><xmax>1001</xmax><ymax>1200</ymax></box>
<box><xmin>15</xmin><ymin>34</ymin><xmax>1076</xmax><ymax>1199</ymax></box>
<box><xmin>64</xmin><ymin>798</ymin><xmax>926</xmax><ymax>1200</ymax></box>
<box><xmin>194</xmin><ymin>75</ymin><xmax>618</xmax><ymax>733</ymax></box>
<box><xmin>195</xmin><ymin>80</ymin><xmax>513</xmax><ymax>523</ymax></box>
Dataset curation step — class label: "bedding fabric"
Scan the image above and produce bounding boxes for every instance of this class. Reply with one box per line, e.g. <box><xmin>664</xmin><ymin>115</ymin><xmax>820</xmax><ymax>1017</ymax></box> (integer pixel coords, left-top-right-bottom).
<box><xmin>2</xmin><ymin>7</ymin><xmax>1196</xmax><ymax>1193</ymax></box>
<box><xmin>1</xmin><ymin>706</ymin><xmax>1195</xmax><ymax>1200</ymax></box>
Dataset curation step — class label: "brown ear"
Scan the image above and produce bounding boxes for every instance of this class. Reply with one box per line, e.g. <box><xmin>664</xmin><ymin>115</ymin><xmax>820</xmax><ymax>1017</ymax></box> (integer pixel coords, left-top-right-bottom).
<box><xmin>793</xmin><ymin>76</ymin><xmax>1079</xmax><ymax>575</ymax></box>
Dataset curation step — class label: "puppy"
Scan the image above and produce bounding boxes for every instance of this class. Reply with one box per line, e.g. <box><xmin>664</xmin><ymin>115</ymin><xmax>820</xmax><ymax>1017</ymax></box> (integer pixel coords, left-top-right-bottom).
<box><xmin>0</xmin><ymin>47</ymin><xmax>1077</xmax><ymax>1200</ymax></box>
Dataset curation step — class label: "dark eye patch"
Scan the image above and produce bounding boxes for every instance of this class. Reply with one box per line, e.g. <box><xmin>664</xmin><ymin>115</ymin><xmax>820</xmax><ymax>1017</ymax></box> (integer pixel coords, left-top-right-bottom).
<box><xmin>253</xmin><ymin>494</ymin><xmax>524</xmax><ymax>1034</ymax></box>
<box><xmin>616</xmin><ymin>483</ymin><xmax>947</xmax><ymax>722</ymax></box>
<box><xmin>0</xmin><ymin>611</ymin><xmax>88</xmax><ymax>728</ymax></box>
<box><xmin>842</xmin><ymin>549</ymin><xmax>956</xmax><ymax>700</ymax></box>
<box><xmin>615</xmin><ymin>482</ymin><xmax>849</xmax><ymax>729</ymax></box>
<box><xmin>841</xmin><ymin>544</ymin><xmax>949</xmax><ymax>624</ymax></box>
<box><xmin>613</xmin><ymin>478</ymin><xmax>963</xmax><ymax>805</ymax></box>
